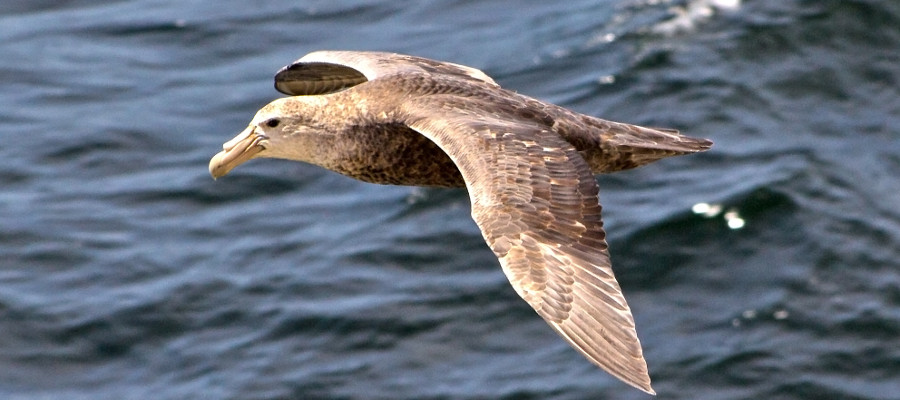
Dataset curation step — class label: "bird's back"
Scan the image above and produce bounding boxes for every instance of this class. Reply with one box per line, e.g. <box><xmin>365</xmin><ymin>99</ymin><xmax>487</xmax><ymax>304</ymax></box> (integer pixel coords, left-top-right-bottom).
<box><xmin>341</xmin><ymin>74</ymin><xmax>711</xmax><ymax>184</ymax></box>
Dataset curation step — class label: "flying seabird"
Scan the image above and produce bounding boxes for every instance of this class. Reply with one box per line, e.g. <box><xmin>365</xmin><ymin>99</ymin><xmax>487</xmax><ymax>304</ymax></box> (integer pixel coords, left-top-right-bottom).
<box><xmin>209</xmin><ymin>51</ymin><xmax>712</xmax><ymax>395</ymax></box>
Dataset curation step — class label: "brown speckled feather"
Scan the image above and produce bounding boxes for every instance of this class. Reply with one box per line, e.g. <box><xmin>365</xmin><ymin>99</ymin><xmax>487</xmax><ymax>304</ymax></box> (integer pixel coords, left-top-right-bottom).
<box><xmin>210</xmin><ymin>51</ymin><xmax>714</xmax><ymax>395</ymax></box>
<box><xmin>401</xmin><ymin>96</ymin><xmax>652</xmax><ymax>393</ymax></box>
<box><xmin>274</xmin><ymin>52</ymin><xmax>710</xmax><ymax>178</ymax></box>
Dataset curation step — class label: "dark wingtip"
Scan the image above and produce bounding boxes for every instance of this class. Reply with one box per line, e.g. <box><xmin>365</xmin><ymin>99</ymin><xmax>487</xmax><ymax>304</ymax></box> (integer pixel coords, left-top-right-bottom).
<box><xmin>273</xmin><ymin>62</ymin><xmax>368</xmax><ymax>96</ymax></box>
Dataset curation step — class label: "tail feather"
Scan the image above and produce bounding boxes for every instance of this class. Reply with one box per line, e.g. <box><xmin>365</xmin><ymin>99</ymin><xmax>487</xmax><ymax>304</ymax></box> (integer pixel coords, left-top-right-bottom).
<box><xmin>613</xmin><ymin>124</ymin><xmax>713</xmax><ymax>154</ymax></box>
<box><xmin>584</xmin><ymin>122</ymin><xmax>712</xmax><ymax>173</ymax></box>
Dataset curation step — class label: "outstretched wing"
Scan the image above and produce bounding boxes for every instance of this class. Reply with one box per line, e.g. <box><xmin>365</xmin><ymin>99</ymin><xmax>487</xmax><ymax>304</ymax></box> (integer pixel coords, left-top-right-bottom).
<box><xmin>400</xmin><ymin>96</ymin><xmax>654</xmax><ymax>394</ymax></box>
<box><xmin>274</xmin><ymin>50</ymin><xmax>498</xmax><ymax>96</ymax></box>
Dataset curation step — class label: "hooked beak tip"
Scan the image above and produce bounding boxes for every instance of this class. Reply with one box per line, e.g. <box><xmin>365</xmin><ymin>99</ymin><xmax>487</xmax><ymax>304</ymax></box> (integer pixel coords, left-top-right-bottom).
<box><xmin>208</xmin><ymin>126</ymin><xmax>266</xmax><ymax>179</ymax></box>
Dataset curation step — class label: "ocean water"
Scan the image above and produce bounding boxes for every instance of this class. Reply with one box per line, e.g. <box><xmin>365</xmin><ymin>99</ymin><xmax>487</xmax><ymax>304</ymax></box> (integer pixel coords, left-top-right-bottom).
<box><xmin>2</xmin><ymin>0</ymin><xmax>899</xmax><ymax>399</ymax></box>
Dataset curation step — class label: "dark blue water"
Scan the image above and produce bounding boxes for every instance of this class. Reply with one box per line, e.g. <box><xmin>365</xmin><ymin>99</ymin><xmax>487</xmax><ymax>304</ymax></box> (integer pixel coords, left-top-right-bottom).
<box><xmin>3</xmin><ymin>1</ymin><xmax>899</xmax><ymax>399</ymax></box>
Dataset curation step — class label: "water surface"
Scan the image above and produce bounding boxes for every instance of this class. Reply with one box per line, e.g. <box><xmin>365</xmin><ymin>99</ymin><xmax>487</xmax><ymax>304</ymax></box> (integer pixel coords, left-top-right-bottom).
<box><xmin>2</xmin><ymin>1</ymin><xmax>899</xmax><ymax>399</ymax></box>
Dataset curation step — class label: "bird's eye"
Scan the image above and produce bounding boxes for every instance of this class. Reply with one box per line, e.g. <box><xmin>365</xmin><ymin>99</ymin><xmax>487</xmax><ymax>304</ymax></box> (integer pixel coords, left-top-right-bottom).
<box><xmin>264</xmin><ymin>118</ymin><xmax>281</xmax><ymax>128</ymax></box>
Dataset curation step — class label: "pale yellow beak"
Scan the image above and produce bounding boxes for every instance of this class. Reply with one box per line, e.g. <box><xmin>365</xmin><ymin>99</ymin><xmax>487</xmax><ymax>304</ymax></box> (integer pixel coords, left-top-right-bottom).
<box><xmin>209</xmin><ymin>126</ymin><xmax>268</xmax><ymax>179</ymax></box>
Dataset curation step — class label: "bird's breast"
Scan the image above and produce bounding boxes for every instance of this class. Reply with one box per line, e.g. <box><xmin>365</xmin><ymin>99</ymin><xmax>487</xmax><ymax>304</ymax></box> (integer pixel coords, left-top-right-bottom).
<box><xmin>328</xmin><ymin>122</ymin><xmax>465</xmax><ymax>188</ymax></box>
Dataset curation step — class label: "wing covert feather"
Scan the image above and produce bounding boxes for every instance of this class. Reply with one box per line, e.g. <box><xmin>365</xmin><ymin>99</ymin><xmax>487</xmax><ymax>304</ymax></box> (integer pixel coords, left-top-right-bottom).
<box><xmin>275</xmin><ymin>51</ymin><xmax>498</xmax><ymax>96</ymax></box>
<box><xmin>400</xmin><ymin>96</ymin><xmax>654</xmax><ymax>394</ymax></box>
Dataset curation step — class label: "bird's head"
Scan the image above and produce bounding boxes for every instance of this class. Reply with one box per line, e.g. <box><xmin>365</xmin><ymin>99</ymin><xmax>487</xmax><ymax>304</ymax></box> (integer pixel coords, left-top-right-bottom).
<box><xmin>209</xmin><ymin>96</ymin><xmax>329</xmax><ymax>179</ymax></box>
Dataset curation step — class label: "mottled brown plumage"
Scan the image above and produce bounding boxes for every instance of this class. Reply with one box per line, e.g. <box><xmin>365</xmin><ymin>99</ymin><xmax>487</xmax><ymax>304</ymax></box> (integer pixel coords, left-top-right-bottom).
<box><xmin>209</xmin><ymin>51</ymin><xmax>712</xmax><ymax>394</ymax></box>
